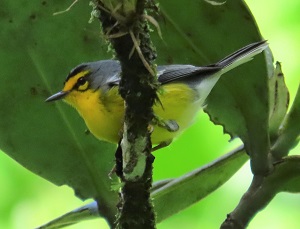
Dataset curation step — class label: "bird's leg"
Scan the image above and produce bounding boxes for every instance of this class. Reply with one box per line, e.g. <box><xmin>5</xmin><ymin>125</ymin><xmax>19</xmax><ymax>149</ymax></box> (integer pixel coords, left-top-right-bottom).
<box><xmin>149</xmin><ymin>115</ymin><xmax>178</xmax><ymax>151</ymax></box>
<box><xmin>152</xmin><ymin>140</ymin><xmax>172</xmax><ymax>152</ymax></box>
<box><xmin>152</xmin><ymin>114</ymin><xmax>179</xmax><ymax>132</ymax></box>
<box><xmin>109</xmin><ymin>138</ymin><xmax>123</xmax><ymax>179</ymax></box>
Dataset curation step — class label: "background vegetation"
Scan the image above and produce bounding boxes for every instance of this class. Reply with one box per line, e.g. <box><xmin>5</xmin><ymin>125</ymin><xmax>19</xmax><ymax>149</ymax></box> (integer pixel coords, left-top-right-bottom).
<box><xmin>0</xmin><ymin>0</ymin><xmax>299</xmax><ymax>228</ymax></box>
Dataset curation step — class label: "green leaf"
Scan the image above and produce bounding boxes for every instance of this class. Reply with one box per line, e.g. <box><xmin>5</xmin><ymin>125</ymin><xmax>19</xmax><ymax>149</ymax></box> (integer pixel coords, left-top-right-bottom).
<box><xmin>36</xmin><ymin>202</ymin><xmax>100</xmax><ymax>229</ymax></box>
<box><xmin>36</xmin><ymin>147</ymin><xmax>248</xmax><ymax>229</ymax></box>
<box><xmin>268</xmin><ymin>62</ymin><xmax>289</xmax><ymax>142</ymax></box>
<box><xmin>153</xmin><ymin>147</ymin><xmax>248</xmax><ymax>222</ymax></box>
<box><xmin>0</xmin><ymin>0</ymin><xmax>117</xmax><ymax>222</ymax></box>
<box><xmin>272</xmin><ymin>84</ymin><xmax>300</xmax><ymax>158</ymax></box>
<box><xmin>276</xmin><ymin>156</ymin><xmax>300</xmax><ymax>193</ymax></box>
<box><xmin>150</xmin><ymin>0</ymin><xmax>272</xmax><ymax>175</ymax></box>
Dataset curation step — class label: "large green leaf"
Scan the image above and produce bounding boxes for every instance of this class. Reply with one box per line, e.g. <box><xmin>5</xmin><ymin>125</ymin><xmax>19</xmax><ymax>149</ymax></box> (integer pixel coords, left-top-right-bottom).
<box><xmin>150</xmin><ymin>1</ymin><xmax>271</xmax><ymax>175</ymax></box>
<box><xmin>0</xmin><ymin>0</ymin><xmax>118</xmax><ymax>222</ymax></box>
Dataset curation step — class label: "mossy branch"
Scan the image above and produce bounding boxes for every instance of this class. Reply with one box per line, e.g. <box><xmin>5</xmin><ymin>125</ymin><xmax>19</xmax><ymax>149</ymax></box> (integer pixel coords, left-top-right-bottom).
<box><xmin>93</xmin><ymin>0</ymin><xmax>158</xmax><ymax>228</ymax></box>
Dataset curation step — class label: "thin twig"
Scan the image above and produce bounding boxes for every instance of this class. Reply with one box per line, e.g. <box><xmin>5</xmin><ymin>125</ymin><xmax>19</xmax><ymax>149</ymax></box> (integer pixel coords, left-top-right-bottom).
<box><xmin>129</xmin><ymin>30</ymin><xmax>155</xmax><ymax>76</ymax></box>
<box><xmin>143</xmin><ymin>14</ymin><xmax>162</xmax><ymax>39</ymax></box>
<box><xmin>53</xmin><ymin>0</ymin><xmax>79</xmax><ymax>15</ymax></box>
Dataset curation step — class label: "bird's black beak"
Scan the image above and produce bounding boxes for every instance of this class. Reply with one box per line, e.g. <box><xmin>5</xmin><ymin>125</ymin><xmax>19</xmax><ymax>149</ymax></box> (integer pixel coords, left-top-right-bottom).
<box><xmin>45</xmin><ymin>91</ymin><xmax>70</xmax><ymax>102</ymax></box>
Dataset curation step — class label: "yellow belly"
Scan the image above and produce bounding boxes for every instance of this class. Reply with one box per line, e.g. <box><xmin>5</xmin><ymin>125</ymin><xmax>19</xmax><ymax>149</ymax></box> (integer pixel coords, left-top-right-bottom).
<box><xmin>151</xmin><ymin>84</ymin><xmax>201</xmax><ymax>144</ymax></box>
<box><xmin>65</xmin><ymin>83</ymin><xmax>201</xmax><ymax>144</ymax></box>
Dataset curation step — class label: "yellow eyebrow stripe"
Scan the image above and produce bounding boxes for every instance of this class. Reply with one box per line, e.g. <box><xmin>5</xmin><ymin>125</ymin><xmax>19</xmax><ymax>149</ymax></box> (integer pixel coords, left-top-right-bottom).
<box><xmin>63</xmin><ymin>70</ymin><xmax>90</xmax><ymax>91</ymax></box>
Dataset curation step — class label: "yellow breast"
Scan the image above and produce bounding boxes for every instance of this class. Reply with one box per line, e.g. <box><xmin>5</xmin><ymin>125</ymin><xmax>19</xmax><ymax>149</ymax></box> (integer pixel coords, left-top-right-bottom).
<box><xmin>64</xmin><ymin>83</ymin><xmax>201</xmax><ymax>145</ymax></box>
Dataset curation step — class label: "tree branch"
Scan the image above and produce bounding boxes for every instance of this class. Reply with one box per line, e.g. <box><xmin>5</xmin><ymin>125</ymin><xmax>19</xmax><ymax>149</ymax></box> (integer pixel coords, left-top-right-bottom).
<box><xmin>93</xmin><ymin>0</ymin><xmax>158</xmax><ymax>228</ymax></box>
<box><xmin>221</xmin><ymin>156</ymin><xmax>300</xmax><ymax>228</ymax></box>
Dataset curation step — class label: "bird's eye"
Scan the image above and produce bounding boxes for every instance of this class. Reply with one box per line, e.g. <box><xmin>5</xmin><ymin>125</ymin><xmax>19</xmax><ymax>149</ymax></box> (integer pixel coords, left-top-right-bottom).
<box><xmin>77</xmin><ymin>77</ymin><xmax>86</xmax><ymax>85</ymax></box>
<box><xmin>77</xmin><ymin>77</ymin><xmax>89</xmax><ymax>91</ymax></box>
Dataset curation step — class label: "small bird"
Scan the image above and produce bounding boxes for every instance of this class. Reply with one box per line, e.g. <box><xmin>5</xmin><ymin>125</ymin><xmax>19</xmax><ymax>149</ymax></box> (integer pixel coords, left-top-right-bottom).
<box><xmin>46</xmin><ymin>41</ymin><xmax>267</xmax><ymax>148</ymax></box>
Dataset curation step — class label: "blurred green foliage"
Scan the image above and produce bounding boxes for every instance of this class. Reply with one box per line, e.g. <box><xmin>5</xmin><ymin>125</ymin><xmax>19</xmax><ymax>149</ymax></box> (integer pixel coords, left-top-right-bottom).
<box><xmin>0</xmin><ymin>0</ymin><xmax>300</xmax><ymax>228</ymax></box>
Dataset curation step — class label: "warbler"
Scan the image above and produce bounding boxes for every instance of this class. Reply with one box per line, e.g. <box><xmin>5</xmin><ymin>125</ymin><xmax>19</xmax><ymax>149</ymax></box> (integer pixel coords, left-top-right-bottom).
<box><xmin>46</xmin><ymin>40</ymin><xmax>267</xmax><ymax>147</ymax></box>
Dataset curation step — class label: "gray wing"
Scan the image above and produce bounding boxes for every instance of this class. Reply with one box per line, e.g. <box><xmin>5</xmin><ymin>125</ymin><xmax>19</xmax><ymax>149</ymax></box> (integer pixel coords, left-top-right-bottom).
<box><xmin>157</xmin><ymin>40</ymin><xmax>267</xmax><ymax>85</ymax></box>
<box><xmin>157</xmin><ymin>65</ymin><xmax>221</xmax><ymax>85</ymax></box>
